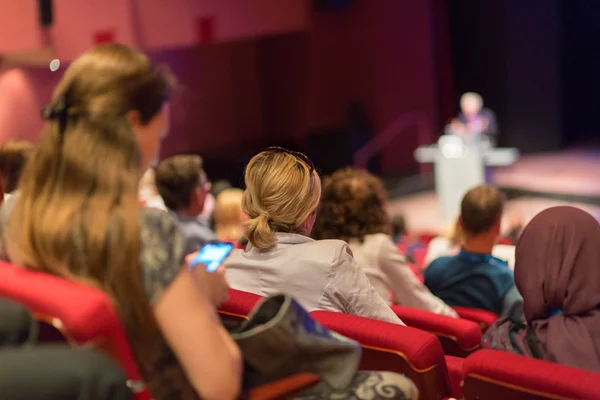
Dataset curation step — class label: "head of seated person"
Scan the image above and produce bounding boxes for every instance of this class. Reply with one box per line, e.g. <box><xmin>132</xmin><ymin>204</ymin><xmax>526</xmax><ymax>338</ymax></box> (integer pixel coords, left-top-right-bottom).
<box><xmin>459</xmin><ymin>184</ymin><xmax>504</xmax><ymax>255</ymax></box>
<box><xmin>154</xmin><ymin>155</ymin><xmax>217</xmax><ymax>254</ymax></box>
<box><xmin>213</xmin><ymin>188</ymin><xmax>246</xmax><ymax>244</ymax></box>
<box><xmin>312</xmin><ymin>167</ymin><xmax>391</xmax><ymax>244</ymax></box>
<box><xmin>154</xmin><ymin>155</ymin><xmax>210</xmax><ymax>218</ymax></box>
<box><xmin>391</xmin><ymin>215</ymin><xmax>407</xmax><ymax>242</ymax></box>
<box><xmin>483</xmin><ymin>206</ymin><xmax>600</xmax><ymax>372</ymax></box>
<box><xmin>0</xmin><ymin>140</ymin><xmax>34</xmax><ymax>195</ymax></box>
<box><xmin>243</xmin><ymin>148</ymin><xmax>320</xmax><ymax>249</ymax></box>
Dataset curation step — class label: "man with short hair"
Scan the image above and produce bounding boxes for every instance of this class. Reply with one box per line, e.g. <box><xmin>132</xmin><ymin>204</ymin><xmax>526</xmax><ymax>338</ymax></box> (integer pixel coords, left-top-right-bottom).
<box><xmin>424</xmin><ymin>185</ymin><xmax>523</xmax><ymax>320</ymax></box>
<box><xmin>155</xmin><ymin>155</ymin><xmax>217</xmax><ymax>254</ymax></box>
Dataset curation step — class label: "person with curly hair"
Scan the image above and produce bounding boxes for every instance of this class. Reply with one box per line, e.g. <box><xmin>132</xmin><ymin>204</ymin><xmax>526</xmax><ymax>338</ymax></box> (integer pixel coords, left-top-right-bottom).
<box><xmin>313</xmin><ymin>168</ymin><xmax>458</xmax><ymax>317</ymax></box>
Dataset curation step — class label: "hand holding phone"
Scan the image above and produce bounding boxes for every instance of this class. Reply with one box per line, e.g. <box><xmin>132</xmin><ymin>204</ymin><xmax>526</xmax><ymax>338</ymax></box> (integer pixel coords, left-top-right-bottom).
<box><xmin>188</xmin><ymin>242</ymin><xmax>234</xmax><ymax>272</ymax></box>
<box><xmin>187</xmin><ymin>242</ymin><xmax>233</xmax><ymax>307</ymax></box>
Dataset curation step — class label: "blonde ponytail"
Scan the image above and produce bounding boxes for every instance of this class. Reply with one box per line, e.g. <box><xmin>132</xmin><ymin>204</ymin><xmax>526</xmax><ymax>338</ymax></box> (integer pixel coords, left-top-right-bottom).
<box><xmin>242</xmin><ymin>150</ymin><xmax>321</xmax><ymax>250</ymax></box>
<box><xmin>244</xmin><ymin>213</ymin><xmax>275</xmax><ymax>249</ymax></box>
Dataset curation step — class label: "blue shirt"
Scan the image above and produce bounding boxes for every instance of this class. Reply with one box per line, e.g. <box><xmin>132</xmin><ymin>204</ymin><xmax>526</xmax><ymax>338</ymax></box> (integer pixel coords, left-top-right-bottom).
<box><xmin>174</xmin><ymin>213</ymin><xmax>218</xmax><ymax>255</ymax></box>
<box><xmin>424</xmin><ymin>250</ymin><xmax>517</xmax><ymax>316</ymax></box>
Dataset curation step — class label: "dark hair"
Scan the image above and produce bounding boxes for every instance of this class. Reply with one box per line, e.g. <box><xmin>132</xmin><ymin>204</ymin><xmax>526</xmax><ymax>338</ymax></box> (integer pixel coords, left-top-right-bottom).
<box><xmin>391</xmin><ymin>215</ymin><xmax>407</xmax><ymax>237</ymax></box>
<box><xmin>211</xmin><ymin>179</ymin><xmax>232</xmax><ymax>198</ymax></box>
<box><xmin>312</xmin><ymin>167</ymin><xmax>391</xmax><ymax>242</ymax></box>
<box><xmin>0</xmin><ymin>140</ymin><xmax>34</xmax><ymax>193</ymax></box>
<box><xmin>155</xmin><ymin>155</ymin><xmax>204</xmax><ymax>211</ymax></box>
<box><xmin>461</xmin><ymin>185</ymin><xmax>505</xmax><ymax>235</ymax></box>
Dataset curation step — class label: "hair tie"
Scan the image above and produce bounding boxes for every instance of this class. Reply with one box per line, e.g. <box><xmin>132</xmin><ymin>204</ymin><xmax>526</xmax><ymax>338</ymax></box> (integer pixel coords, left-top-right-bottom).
<box><xmin>41</xmin><ymin>97</ymin><xmax>68</xmax><ymax>121</ymax></box>
<box><xmin>260</xmin><ymin>212</ymin><xmax>269</xmax><ymax>221</ymax></box>
<box><xmin>41</xmin><ymin>96</ymin><xmax>72</xmax><ymax>136</ymax></box>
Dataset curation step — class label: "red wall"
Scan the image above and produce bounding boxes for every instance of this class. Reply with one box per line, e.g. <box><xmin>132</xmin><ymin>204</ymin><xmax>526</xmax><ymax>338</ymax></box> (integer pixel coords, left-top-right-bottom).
<box><xmin>0</xmin><ymin>0</ymin><xmax>438</xmax><ymax>175</ymax></box>
<box><xmin>257</xmin><ymin>0</ymin><xmax>437</xmax><ymax>172</ymax></box>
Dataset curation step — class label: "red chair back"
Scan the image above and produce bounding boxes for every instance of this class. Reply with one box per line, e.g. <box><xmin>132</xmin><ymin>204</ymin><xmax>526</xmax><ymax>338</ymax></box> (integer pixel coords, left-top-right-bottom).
<box><xmin>496</xmin><ymin>237</ymin><xmax>513</xmax><ymax>245</ymax></box>
<box><xmin>0</xmin><ymin>263</ymin><xmax>150</xmax><ymax>400</ymax></box>
<box><xmin>391</xmin><ymin>305</ymin><xmax>481</xmax><ymax>357</ymax></box>
<box><xmin>310</xmin><ymin>310</ymin><xmax>455</xmax><ymax>399</ymax></box>
<box><xmin>463</xmin><ymin>349</ymin><xmax>600</xmax><ymax>400</ymax></box>
<box><xmin>452</xmin><ymin>306</ymin><xmax>498</xmax><ymax>333</ymax></box>
<box><xmin>416</xmin><ymin>232</ymin><xmax>438</xmax><ymax>245</ymax></box>
<box><xmin>219</xmin><ymin>288</ymin><xmax>263</xmax><ymax>323</ymax></box>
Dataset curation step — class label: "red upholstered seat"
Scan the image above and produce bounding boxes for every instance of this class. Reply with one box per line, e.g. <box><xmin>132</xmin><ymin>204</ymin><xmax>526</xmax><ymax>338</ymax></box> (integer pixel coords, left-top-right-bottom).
<box><xmin>452</xmin><ymin>306</ymin><xmax>498</xmax><ymax>333</ymax></box>
<box><xmin>463</xmin><ymin>349</ymin><xmax>600</xmax><ymax>400</ymax></box>
<box><xmin>444</xmin><ymin>355</ymin><xmax>465</xmax><ymax>397</ymax></box>
<box><xmin>219</xmin><ymin>288</ymin><xmax>263</xmax><ymax>323</ymax></box>
<box><xmin>416</xmin><ymin>232</ymin><xmax>438</xmax><ymax>246</ymax></box>
<box><xmin>0</xmin><ymin>262</ymin><xmax>150</xmax><ymax>400</ymax></box>
<box><xmin>496</xmin><ymin>237</ymin><xmax>513</xmax><ymax>245</ymax></box>
<box><xmin>391</xmin><ymin>305</ymin><xmax>481</xmax><ymax>357</ymax></box>
<box><xmin>310</xmin><ymin>310</ymin><xmax>460</xmax><ymax>399</ymax></box>
<box><xmin>412</xmin><ymin>247</ymin><xmax>428</xmax><ymax>268</ymax></box>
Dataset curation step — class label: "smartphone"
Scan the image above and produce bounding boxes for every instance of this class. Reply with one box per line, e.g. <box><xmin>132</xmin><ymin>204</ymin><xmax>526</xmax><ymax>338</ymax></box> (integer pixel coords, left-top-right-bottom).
<box><xmin>188</xmin><ymin>242</ymin><xmax>234</xmax><ymax>272</ymax></box>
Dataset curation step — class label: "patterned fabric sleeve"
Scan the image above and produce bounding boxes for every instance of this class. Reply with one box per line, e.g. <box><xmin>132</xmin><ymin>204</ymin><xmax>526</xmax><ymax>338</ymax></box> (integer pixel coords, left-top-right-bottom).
<box><xmin>139</xmin><ymin>208</ymin><xmax>186</xmax><ymax>304</ymax></box>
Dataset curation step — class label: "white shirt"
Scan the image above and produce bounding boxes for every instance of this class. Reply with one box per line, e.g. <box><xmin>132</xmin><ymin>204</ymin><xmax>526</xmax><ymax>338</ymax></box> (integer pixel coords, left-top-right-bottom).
<box><xmin>224</xmin><ymin>232</ymin><xmax>403</xmax><ymax>325</ymax></box>
<box><xmin>348</xmin><ymin>233</ymin><xmax>458</xmax><ymax>317</ymax></box>
<box><xmin>425</xmin><ymin>236</ymin><xmax>516</xmax><ymax>270</ymax></box>
<box><xmin>144</xmin><ymin>195</ymin><xmax>167</xmax><ymax>211</ymax></box>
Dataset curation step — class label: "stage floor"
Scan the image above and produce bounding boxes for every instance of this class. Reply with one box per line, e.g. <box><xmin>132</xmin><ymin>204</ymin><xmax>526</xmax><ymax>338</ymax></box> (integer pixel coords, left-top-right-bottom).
<box><xmin>390</xmin><ymin>146</ymin><xmax>600</xmax><ymax>233</ymax></box>
<box><xmin>493</xmin><ymin>146</ymin><xmax>600</xmax><ymax>200</ymax></box>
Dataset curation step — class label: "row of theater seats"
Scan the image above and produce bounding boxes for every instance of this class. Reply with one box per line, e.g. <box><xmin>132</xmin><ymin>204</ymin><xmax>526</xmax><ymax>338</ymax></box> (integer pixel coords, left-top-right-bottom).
<box><xmin>0</xmin><ymin>262</ymin><xmax>320</xmax><ymax>400</ymax></box>
<box><xmin>1</xmin><ymin>258</ymin><xmax>599</xmax><ymax>399</ymax></box>
<box><xmin>221</xmin><ymin>288</ymin><xmax>600</xmax><ymax>400</ymax></box>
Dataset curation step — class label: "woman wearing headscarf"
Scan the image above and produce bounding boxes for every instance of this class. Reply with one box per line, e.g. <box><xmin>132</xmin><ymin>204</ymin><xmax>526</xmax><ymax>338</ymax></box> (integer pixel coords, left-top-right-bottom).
<box><xmin>482</xmin><ymin>206</ymin><xmax>600</xmax><ymax>372</ymax></box>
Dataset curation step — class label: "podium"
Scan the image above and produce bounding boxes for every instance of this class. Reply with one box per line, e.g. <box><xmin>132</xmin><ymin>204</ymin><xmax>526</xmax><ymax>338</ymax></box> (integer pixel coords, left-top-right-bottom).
<box><xmin>414</xmin><ymin>135</ymin><xmax>519</xmax><ymax>224</ymax></box>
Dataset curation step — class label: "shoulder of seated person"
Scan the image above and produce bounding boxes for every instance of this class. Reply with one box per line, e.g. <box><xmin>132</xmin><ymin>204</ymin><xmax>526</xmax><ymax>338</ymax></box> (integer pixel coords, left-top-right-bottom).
<box><xmin>141</xmin><ymin>207</ymin><xmax>178</xmax><ymax>227</ymax></box>
<box><xmin>426</xmin><ymin>256</ymin><xmax>454</xmax><ymax>269</ymax></box>
<box><xmin>304</xmin><ymin>238</ymin><xmax>355</xmax><ymax>258</ymax></box>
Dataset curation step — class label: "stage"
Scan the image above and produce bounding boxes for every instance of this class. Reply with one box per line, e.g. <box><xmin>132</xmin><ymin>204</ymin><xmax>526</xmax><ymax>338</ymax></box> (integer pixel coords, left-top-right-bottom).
<box><xmin>389</xmin><ymin>146</ymin><xmax>600</xmax><ymax>233</ymax></box>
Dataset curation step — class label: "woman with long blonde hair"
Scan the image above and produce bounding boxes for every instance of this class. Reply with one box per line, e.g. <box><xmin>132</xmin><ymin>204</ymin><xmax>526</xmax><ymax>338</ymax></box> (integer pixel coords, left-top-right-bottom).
<box><xmin>224</xmin><ymin>147</ymin><xmax>402</xmax><ymax>324</ymax></box>
<box><xmin>1</xmin><ymin>44</ymin><xmax>241</xmax><ymax>399</ymax></box>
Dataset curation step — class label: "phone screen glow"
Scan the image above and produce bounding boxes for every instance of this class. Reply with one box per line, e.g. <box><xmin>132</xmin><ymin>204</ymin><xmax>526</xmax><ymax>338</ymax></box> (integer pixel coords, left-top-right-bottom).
<box><xmin>189</xmin><ymin>243</ymin><xmax>234</xmax><ymax>272</ymax></box>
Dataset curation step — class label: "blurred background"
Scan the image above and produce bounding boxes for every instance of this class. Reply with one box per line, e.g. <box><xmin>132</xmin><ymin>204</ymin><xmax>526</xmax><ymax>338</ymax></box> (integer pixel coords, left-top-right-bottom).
<box><xmin>1</xmin><ymin>0</ymin><xmax>599</xmax><ymax>230</ymax></box>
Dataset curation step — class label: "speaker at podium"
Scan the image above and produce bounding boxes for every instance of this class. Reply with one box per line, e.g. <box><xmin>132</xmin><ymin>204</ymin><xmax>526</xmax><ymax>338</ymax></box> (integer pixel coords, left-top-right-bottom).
<box><xmin>415</xmin><ymin>135</ymin><xmax>519</xmax><ymax>224</ymax></box>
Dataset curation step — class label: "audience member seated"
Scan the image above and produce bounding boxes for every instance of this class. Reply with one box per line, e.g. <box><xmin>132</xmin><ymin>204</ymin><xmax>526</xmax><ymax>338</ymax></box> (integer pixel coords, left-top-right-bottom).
<box><xmin>391</xmin><ymin>215</ymin><xmax>426</xmax><ymax>263</ymax></box>
<box><xmin>213</xmin><ymin>188</ymin><xmax>248</xmax><ymax>246</ymax></box>
<box><xmin>0</xmin><ymin>44</ymin><xmax>242</xmax><ymax>400</ymax></box>
<box><xmin>425</xmin><ymin>185</ymin><xmax>524</xmax><ymax>320</ymax></box>
<box><xmin>0</xmin><ymin>140</ymin><xmax>33</xmax><ymax>202</ymax></box>
<box><xmin>155</xmin><ymin>155</ymin><xmax>218</xmax><ymax>254</ymax></box>
<box><xmin>504</xmin><ymin>212</ymin><xmax>524</xmax><ymax>245</ymax></box>
<box><xmin>138</xmin><ymin>168</ymin><xmax>167</xmax><ymax>210</ymax></box>
<box><xmin>425</xmin><ymin>219</ymin><xmax>516</xmax><ymax>269</ymax></box>
<box><xmin>312</xmin><ymin>168</ymin><xmax>457</xmax><ymax>317</ymax></box>
<box><xmin>483</xmin><ymin>206</ymin><xmax>600</xmax><ymax>372</ymax></box>
<box><xmin>212</xmin><ymin>179</ymin><xmax>233</xmax><ymax>198</ymax></box>
<box><xmin>224</xmin><ymin>148</ymin><xmax>403</xmax><ymax>325</ymax></box>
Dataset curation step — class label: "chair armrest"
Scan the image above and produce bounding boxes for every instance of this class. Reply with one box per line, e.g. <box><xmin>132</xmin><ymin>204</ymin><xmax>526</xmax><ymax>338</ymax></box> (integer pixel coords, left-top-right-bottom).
<box><xmin>247</xmin><ymin>373</ymin><xmax>320</xmax><ymax>400</ymax></box>
<box><xmin>452</xmin><ymin>307</ymin><xmax>498</xmax><ymax>332</ymax></box>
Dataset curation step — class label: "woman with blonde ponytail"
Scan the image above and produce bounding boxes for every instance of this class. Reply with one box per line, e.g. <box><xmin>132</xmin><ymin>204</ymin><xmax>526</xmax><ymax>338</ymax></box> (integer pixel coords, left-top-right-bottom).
<box><xmin>224</xmin><ymin>147</ymin><xmax>402</xmax><ymax>324</ymax></box>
